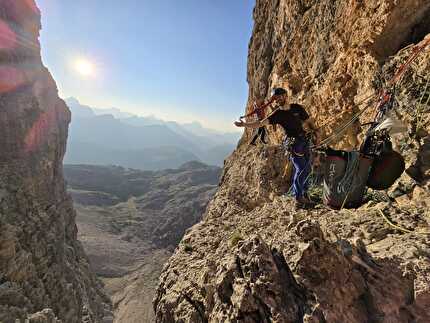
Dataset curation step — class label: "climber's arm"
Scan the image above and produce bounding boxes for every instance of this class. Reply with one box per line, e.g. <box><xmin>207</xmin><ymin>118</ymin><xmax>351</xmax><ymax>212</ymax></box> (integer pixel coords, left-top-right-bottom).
<box><xmin>234</xmin><ymin>118</ymin><xmax>269</xmax><ymax>129</ymax></box>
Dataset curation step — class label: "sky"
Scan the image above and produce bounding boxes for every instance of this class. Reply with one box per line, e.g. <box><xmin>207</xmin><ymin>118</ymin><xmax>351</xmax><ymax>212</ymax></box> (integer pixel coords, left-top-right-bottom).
<box><xmin>35</xmin><ymin>0</ymin><xmax>255</xmax><ymax>132</ymax></box>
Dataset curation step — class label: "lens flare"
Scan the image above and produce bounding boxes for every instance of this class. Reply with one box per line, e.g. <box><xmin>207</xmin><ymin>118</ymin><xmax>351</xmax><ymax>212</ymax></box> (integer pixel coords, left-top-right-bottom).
<box><xmin>24</xmin><ymin>109</ymin><xmax>57</xmax><ymax>154</ymax></box>
<box><xmin>74</xmin><ymin>58</ymin><xmax>95</xmax><ymax>77</ymax></box>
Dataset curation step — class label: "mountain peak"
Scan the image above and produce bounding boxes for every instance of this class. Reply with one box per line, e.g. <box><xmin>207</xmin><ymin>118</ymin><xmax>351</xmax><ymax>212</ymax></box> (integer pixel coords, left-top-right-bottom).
<box><xmin>179</xmin><ymin>160</ymin><xmax>209</xmax><ymax>170</ymax></box>
<box><xmin>65</xmin><ymin>97</ymin><xmax>80</xmax><ymax>105</ymax></box>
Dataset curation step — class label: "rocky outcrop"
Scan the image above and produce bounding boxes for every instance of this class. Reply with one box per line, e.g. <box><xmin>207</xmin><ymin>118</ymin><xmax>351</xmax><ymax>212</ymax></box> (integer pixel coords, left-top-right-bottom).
<box><xmin>155</xmin><ymin>223</ymin><xmax>423</xmax><ymax>322</ymax></box>
<box><xmin>154</xmin><ymin>1</ymin><xmax>430</xmax><ymax>322</ymax></box>
<box><xmin>0</xmin><ymin>1</ymin><xmax>110</xmax><ymax>322</ymax></box>
<box><xmin>64</xmin><ymin>163</ymin><xmax>221</xmax><ymax>322</ymax></box>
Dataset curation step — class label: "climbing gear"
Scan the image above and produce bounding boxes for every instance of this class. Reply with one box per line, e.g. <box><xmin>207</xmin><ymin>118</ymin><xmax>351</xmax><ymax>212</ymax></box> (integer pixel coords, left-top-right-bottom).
<box><xmin>315</xmin><ymin>38</ymin><xmax>430</xmax><ymax>208</ymax></box>
<box><xmin>367</xmin><ymin>150</ymin><xmax>405</xmax><ymax>190</ymax></box>
<box><xmin>283</xmin><ymin>137</ymin><xmax>295</xmax><ymax>154</ymax></box>
<box><xmin>241</xmin><ymin>98</ymin><xmax>275</xmax><ymax>122</ymax></box>
<box><xmin>321</xmin><ymin>150</ymin><xmax>372</xmax><ymax>209</ymax></box>
<box><xmin>314</xmin><ymin>37</ymin><xmax>430</xmax><ymax>151</ymax></box>
<box><xmin>283</xmin><ymin>134</ymin><xmax>313</xmax><ymax>156</ymax></box>
<box><xmin>388</xmin><ymin>37</ymin><xmax>430</xmax><ymax>87</ymax></box>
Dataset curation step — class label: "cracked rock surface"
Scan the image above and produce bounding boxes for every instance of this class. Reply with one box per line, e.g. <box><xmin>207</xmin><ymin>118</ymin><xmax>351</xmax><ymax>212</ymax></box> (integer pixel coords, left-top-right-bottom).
<box><xmin>0</xmin><ymin>1</ymin><xmax>111</xmax><ymax>322</ymax></box>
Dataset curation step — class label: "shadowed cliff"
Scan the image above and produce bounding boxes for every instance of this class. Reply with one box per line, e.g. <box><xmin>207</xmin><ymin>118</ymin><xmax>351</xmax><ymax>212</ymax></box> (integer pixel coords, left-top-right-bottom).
<box><xmin>0</xmin><ymin>1</ymin><xmax>111</xmax><ymax>322</ymax></box>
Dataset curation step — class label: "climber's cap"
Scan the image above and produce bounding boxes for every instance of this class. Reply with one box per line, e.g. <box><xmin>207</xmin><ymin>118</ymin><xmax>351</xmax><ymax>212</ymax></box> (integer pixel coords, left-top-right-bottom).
<box><xmin>271</xmin><ymin>87</ymin><xmax>287</xmax><ymax>98</ymax></box>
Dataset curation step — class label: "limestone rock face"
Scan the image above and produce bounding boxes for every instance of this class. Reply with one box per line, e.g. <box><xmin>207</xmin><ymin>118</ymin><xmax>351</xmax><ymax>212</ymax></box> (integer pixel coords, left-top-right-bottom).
<box><xmin>0</xmin><ymin>1</ymin><xmax>110</xmax><ymax>322</ymax></box>
<box><xmin>154</xmin><ymin>1</ymin><xmax>430</xmax><ymax>322</ymax></box>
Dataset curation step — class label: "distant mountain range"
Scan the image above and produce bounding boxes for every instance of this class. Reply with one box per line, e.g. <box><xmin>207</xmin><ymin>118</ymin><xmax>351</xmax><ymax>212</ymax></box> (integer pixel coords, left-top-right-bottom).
<box><xmin>64</xmin><ymin>97</ymin><xmax>241</xmax><ymax>170</ymax></box>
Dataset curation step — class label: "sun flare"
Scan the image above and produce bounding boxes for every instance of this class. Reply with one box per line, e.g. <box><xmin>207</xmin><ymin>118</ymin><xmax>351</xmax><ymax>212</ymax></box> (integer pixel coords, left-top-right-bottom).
<box><xmin>74</xmin><ymin>58</ymin><xmax>95</xmax><ymax>77</ymax></box>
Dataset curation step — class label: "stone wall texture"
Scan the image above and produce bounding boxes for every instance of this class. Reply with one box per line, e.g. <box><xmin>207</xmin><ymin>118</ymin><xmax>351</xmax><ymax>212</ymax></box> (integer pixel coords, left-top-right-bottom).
<box><xmin>0</xmin><ymin>1</ymin><xmax>111</xmax><ymax>322</ymax></box>
<box><xmin>154</xmin><ymin>1</ymin><xmax>430</xmax><ymax>322</ymax></box>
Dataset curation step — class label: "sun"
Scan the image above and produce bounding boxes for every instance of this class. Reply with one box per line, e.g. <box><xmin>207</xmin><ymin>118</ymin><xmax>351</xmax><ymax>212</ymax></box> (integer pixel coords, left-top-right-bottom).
<box><xmin>74</xmin><ymin>58</ymin><xmax>95</xmax><ymax>77</ymax></box>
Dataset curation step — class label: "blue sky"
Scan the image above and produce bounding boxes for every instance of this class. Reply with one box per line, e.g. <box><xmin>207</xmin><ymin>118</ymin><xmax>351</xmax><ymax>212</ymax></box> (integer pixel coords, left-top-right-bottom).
<box><xmin>35</xmin><ymin>0</ymin><xmax>255</xmax><ymax>131</ymax></box>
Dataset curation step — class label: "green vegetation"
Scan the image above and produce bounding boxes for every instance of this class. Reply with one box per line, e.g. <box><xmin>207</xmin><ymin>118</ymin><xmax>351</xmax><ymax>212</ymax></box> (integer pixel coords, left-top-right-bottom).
<box><xmin>183</xmin><ymin>242</ymin><xmax>193</xmax><ymax>253</ymax></box>
<box><xmin>229</xmin><ymin>230</ymin><xmax>244</xmax><ymax>247</ymax></box>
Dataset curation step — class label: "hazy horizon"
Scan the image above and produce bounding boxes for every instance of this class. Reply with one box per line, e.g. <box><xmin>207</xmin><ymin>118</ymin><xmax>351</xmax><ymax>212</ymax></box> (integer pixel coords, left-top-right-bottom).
<box><xmin>65</xmin><ymin>96</ymin><xmax>243</xmax><ymax>134</ymax></box>
<box><xmin>35</xmin><ymin>0</ymin><xmax>255</xmax><ymax>132</ymax></box>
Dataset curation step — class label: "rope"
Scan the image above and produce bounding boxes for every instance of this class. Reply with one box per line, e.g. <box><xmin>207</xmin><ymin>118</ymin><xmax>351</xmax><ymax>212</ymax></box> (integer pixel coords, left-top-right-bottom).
<box><xmin>261</xmin><ymin>105</ymin><xmax>283</xmax><ymax>123</ymax></box>
<box><xmin>338</xmin><ymin>152</ymin><xmax>360</xmax><ymax>193</ymax></box>
<box><xmin>315</xmin><ymin>92</ymin><xmax>377</xmax><ymax>131</ymax></box>
<box><xmin>312</xmin><ymin>100</ymin><xmax>375</xmax><ymax>149</ymax></box>
<box><xmin>340</xmin><ymin>187</ymin><xmax>353</xmax><ymax>210</ymax></box>
<box><xmin>336</xmin><ymin>152</ymin><xmax>361</xmax><ymax>210</ymax></box>
<box><xmin>377</xmin><ymin>208</ymin><xmax>430</xmax><ymax>235</ymax></box>
<box><xmin>312</xmin><ymin>37</ymin><xmax>430</xmax><ymax>150</ymax></box>
<box><xmin>242</xmin><ymin>98</ymin><xmax>275</xmax><ymax>120</ymax></box>
<box><xmin>389</xmin><ymin>37</ymin><xmax>430</xmax><ymax>87</ymax></box>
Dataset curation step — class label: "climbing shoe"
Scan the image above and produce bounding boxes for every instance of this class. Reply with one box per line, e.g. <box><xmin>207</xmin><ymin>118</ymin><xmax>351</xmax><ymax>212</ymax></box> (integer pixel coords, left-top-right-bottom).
<box><xmin>295</xmin><ymin>197</ymin><xmax>315</xmax><ymax>210</ymax></box>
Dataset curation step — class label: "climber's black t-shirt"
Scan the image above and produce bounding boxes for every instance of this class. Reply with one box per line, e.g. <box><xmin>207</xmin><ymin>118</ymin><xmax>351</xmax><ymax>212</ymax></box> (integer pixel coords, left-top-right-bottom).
<box><xmin>268</xmin><ymin>104</ymin><xmax>309</xmax><ymax>138</ymax></box>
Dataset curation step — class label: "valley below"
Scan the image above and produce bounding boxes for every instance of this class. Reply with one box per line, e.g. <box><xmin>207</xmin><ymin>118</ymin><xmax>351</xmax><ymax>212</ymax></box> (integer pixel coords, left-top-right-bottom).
<box><xmin>64</xmin><ymin>162</ymin><xmax>221</xmax><ymax>322</ymax></box>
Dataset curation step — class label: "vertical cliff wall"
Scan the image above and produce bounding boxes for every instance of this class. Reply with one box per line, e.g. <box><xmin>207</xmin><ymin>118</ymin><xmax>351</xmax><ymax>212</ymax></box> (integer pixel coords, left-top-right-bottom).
<box><xmin>0</xmin><ymin>1</ymin><xmax>110</xmax><ymax>322</ymax></box>
<box><xmin>246</xmin><ymin>0</ymin><xmax>430</xmax><ymax>148</ymax></box>
<box><xmin>154</xmin><ymin>1</ymin><xmax>430</xmax><ymax>322</ymax></box>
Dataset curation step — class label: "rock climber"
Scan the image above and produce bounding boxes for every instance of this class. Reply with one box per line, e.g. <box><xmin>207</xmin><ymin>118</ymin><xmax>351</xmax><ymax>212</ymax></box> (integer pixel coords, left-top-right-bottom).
<box><xmin>240</xmin><ymin>98</ymin><xmax>274</xmax><ymax>145</ymax></box>
<box><xmin>234</xmin><ymin>87</ymin><xmax>320</xmax><ymax>209</ymax></box>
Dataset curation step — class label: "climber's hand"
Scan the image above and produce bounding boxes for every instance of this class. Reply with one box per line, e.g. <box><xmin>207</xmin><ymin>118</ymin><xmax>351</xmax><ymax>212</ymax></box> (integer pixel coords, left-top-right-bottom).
<box><xmin>234</xmin><ymin>121</ymin><xmax>245</xmax><ymax>127</ymax></box>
